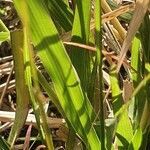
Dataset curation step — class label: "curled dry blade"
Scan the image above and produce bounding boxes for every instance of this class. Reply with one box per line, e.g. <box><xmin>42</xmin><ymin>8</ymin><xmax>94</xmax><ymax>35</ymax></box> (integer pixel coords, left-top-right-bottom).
<box><xmin>117</xmin><ymin>0</ymin><xmax>150</xmax><ymax>72</ymax></box>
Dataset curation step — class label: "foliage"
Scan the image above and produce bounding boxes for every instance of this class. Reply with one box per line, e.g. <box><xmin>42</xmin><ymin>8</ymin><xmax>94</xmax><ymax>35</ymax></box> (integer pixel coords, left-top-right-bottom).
<box><xmin>0</xmin><ymin>0</ymin><xmax>150</xmax><ymax>149</ymax></box>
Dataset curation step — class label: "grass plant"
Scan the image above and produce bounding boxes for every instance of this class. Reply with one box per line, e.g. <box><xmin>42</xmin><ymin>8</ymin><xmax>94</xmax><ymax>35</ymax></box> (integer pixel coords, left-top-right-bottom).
<box><xmin>0</xmin><ymin>0</ymin><xmax>150</xmax><ymax>149</ymax></box>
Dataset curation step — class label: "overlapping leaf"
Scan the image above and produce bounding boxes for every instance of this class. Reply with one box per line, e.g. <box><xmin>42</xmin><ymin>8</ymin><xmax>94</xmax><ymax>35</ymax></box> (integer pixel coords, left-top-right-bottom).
<box><xmin>26</xmin><ymin>0</ymin><xmax>100</xmax><ymax>149</ymax></box>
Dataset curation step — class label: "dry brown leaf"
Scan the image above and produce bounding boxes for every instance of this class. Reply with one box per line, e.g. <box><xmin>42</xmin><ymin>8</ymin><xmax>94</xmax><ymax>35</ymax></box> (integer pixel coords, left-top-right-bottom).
<box><xmin>123</xmin><ymin>79</ymin><xmax>134</xmax><ymax>102</ymax></box>
<box><xmin>117</xmin><ymin>0</ymin><xmax>150</xmax><ymax>72</ymax></box>
<box><xmin>102</xmin><ymin>0</ymin><xmax>126</xmax><ymax>41</ymax></box>
<box><xmin>90</xmin><ymin>3</ymin><xmax>135</xmax><ymax>30</ymax></box>
<box><xmin>102</xmin><ymin>3</ymin><xmax>135</xmax><ymax>24</ymax></box>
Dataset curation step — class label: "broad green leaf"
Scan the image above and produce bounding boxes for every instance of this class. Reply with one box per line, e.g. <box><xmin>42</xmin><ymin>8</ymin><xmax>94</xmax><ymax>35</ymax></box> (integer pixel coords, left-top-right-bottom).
<box><xmin>116</xmin><ymin>110</ymin><xmax>133</xmax><ymax>149</ymax></box>
<box><xmin>131</xmin><ymin>18</ymin><xmax>150</xmax><ymax>128</ymax></box>
<box><xmin>110</xmin><ymin>65</ymin><xmax>133</xmax><ymax>149</ymax></box>
<box><xmin>26</xmin><ymin>0</ymin><xmax>100</xmax><ymax>149</ymax></box>
<box><xmin>70</xmin><ymin>0</ymin><xmax>91</xmax><ymax>95</ymax></box>
<box><xmin>128</xmin><ymin>128</ymin><xmax>142</xmax><ymax>150</ymax></box>
<box><xmin>105</xmin><ymin>118</ymin><xmax>117</xmax><ymax>150</ymax></box>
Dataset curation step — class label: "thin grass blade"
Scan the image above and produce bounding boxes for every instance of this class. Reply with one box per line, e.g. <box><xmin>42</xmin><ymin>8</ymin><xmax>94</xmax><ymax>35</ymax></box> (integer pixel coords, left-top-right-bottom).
<box><xmin>7</xmin><ymin>30</ymin><xmax>29</xmax><ymax>148</ymax></box>
<box><xmin>0</xmin><ymin>19</ymin><xmax>10</xmax><ymax>42</ymax></box>
<box><xmin>95</xmin><ymin>0</ymin><xmax>104</xmax><ymax>148</ymax></box>
<box><xmin>13</xmin><ymin>1</ymin><xmax>54</xmax><ymax>149</ymax></box>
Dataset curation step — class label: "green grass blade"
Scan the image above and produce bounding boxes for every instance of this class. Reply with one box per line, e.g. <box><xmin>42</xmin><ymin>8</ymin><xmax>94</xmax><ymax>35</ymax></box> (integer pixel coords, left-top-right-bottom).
<box><xmin>69</xmin><ymin>0</ymin><xmax>95</xmax><ymax>124</ymax></box>
<box><xmin>38</xmin><ymin>70</ymin><xmax>100</xmax><ymax>149</ymax></box>
<box><xmin>26</xmin><ymin>0</ymin><xmax>100</xmax><ymax>149</ymax></box>
<box><xmin>95</xmin><ymin>0</ymin><xmax>104</xmax><ymax>148</ymax></box>
<box><xmin>140</xmin><ymin>13</ymin><xmax>150</xmax><ymax>63</ymax></box>
<box><xmin>105</xmin><ymin>118</ymin><xmax>116</xmax><ymax>150</ymax></box>
<box><xmin>139</xmin><ymin>14</ymin><xmax>150</xmax><ymax>109</ymax></box>
<box><xmin>0</xmin><ymin>136</ymin><xmax>10</xmax><ymax>150</ymax></box>
<box><xmin>110</xmin><ymin>65</ymin><xmax>134</xmax><ymax>148</ymax></box>
<box><xmin>131</xmin><ymin>37</ymin><xmax>141</xmax><ymax>86</ymax></box>
<box><xmin>116</xmin><ymin>110</ymin><xmax>133</xmax><ymax>149</ymax></box>
<box><xmin>0</xmin><ymin>19</ymin><xmax>9</xmax><ymax>32</ymax></box>
<box><xmin>37</xmin><ymin>70</ymin><xmax>64</xmax><ymax>116</ymax></box>
<box><xmin>138</xmin><ymin>12</ymin><xmax>150</xmax><ymax>134</ymax></box>
<box><xmin>7</xmin><ymin>30</ymin><xmax>29</xmax><ymax>148</ymax></box>
<box><xmin>110</xmin><ymin>65</ymin><xmax>123</xmax><ymax>115</ymax></box>
<box><xmin>130</xmin><ymin>37</ymin><xmax>144</xmax><ymax>126</ymax></box>
<box><xmin>0</xmin><ymin>32</ymin><xmax>10</xmax><ymax>42</ymax></box>
<box><xmin>70</xmin><ymin>0</ymin><xmax>91</xmax><ymax>95</ymax></box>
<box><xmin>0</xmin><ymin>19</ymin><xmax>10</xmax><ymax>42</ymax></box>
<box><xmin>13</xmin><ymin>1</ymin><xmax>54</xmax><ymax>149</ymax></box>
<box><xmin>46</xmin><ymin>0</ymin><xmax>73</xmax><ymax>31</ymax></box>
<box><xmin>132</xmin><ymin>74</ymin><xmax>150</xmax><ymax>99</ymax></box>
